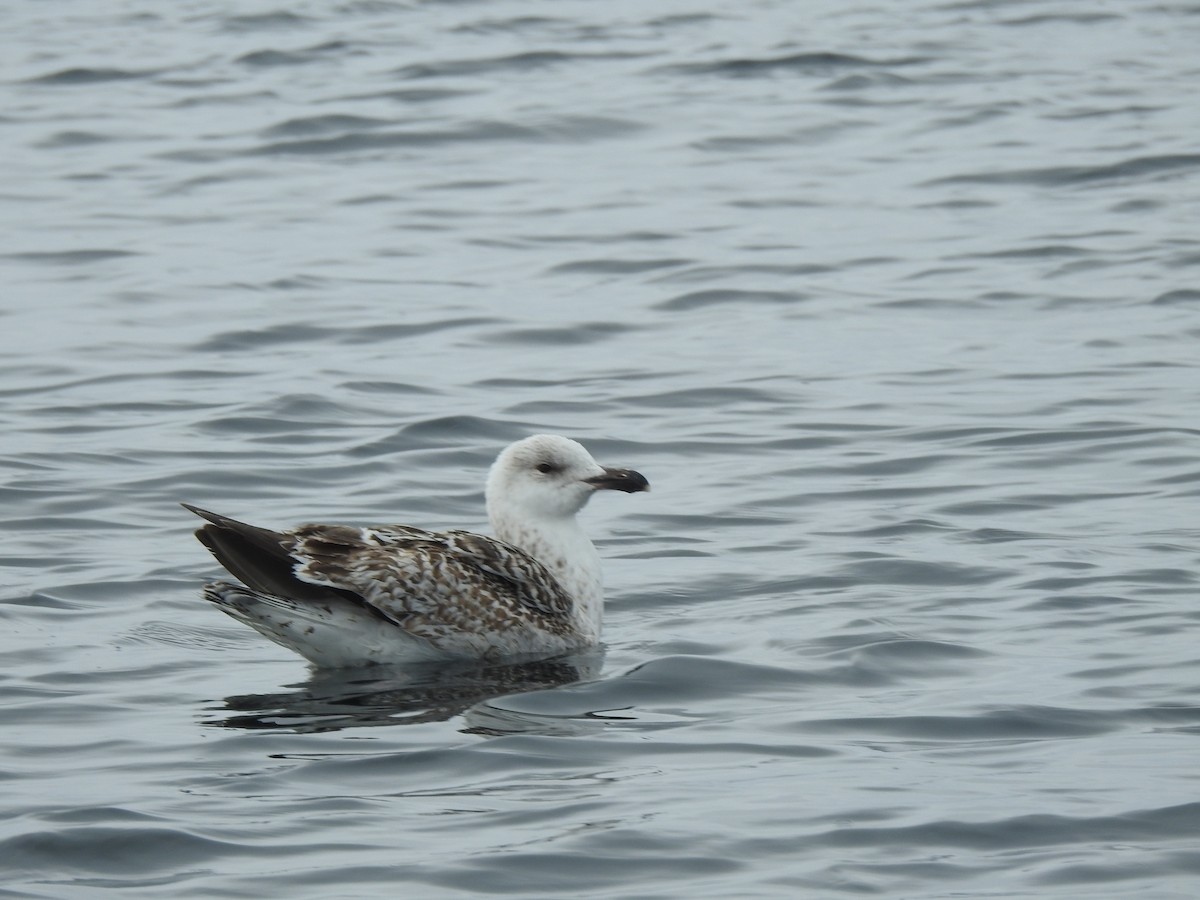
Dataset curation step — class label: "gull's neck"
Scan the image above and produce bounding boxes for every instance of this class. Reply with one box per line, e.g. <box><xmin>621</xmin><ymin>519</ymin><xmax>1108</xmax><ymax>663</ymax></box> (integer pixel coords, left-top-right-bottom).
<box><xmin>489</xmin><ymin>506</ymin><xmax>604</xmax><ymax>641</ymax></box>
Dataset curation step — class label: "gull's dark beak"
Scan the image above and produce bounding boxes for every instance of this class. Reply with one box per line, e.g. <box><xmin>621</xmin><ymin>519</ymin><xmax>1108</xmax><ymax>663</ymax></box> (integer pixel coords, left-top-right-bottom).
<box><xmin>585</xmin><ymin>467</ymin><xmax>650</xmax><ymax>493</ymax></box>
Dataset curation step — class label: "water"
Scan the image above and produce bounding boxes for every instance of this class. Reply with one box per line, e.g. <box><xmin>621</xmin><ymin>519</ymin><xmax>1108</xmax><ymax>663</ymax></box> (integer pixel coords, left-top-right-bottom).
<box><xmin>3</xmin><ymin>0</ymin><xmax>1200</xmax><ymax>896</ymax></box>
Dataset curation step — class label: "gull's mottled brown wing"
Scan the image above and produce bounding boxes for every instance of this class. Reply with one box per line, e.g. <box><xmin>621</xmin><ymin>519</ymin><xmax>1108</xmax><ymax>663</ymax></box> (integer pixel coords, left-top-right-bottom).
<box><xmin>289</xmin><ymin>523</ymin><xmax>576</xmax><ymax>644</ymax></box>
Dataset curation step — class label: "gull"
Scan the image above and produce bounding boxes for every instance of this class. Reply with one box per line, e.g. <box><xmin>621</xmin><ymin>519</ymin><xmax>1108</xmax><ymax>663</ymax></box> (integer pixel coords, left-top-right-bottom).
<box><xmin>184</xmin><ymin>434</ymin><xmax>649</xmax><ymax>667</ymax></box>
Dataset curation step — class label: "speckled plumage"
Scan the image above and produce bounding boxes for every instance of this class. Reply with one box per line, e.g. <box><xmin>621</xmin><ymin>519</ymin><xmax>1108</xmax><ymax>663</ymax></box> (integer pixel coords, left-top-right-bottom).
<box><xmin>185</xmin><ymin>434</ymin><xmax>648</xmax><ymax>667</ymax></box>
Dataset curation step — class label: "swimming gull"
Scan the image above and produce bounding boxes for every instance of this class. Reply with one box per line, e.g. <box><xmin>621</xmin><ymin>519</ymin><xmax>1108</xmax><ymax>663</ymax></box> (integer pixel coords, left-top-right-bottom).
<box><xmin>184</xmin><ymin>434</ymin><xmax>649</xmax><ymax>667</ymax></box>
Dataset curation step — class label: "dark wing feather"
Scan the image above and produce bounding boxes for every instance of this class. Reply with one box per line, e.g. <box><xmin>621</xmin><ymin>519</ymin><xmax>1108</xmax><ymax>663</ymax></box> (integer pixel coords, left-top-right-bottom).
<box><xmin>183</xmin><ymin>504</ymin><xmax>365</xmax><ymax>606</ymax></box>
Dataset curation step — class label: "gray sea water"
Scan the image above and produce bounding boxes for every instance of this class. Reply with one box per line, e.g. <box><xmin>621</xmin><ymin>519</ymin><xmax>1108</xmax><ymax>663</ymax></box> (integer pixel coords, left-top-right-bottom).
<box><xmin>4</xmin><ymin>1</ymin><xmax>1200</xmax><ymax>896</ymax></box>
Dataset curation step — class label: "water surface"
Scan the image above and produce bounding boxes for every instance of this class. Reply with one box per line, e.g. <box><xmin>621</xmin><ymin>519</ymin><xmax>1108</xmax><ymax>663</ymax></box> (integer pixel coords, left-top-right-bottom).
<box><xmin>3</xmin><ymin>1</ymin><xmax>1200</xmax><ymax>896</ymax></box>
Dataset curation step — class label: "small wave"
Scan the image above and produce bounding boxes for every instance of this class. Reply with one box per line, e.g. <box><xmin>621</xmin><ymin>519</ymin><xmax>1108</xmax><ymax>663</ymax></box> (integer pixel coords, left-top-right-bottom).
<box><xmin>237</xmin><ymin>41</ymin><xmax>354</xmax><ymax>67</ymax></box>
<box><xmin>928</xmin><ymin>153</ymin><xmax>1200</xmax><ymax>187</ymax></box>
<box><xmin>822</xmin><ymin>72</ymin><xmax>916</xmax><ymax>91</ymax></box>
<box><xmin>1152</xmin><ymin>289</ymin><xmax>1200</xmax><ymax>305</ymax></box>
<box><xmin>0</xmin><ymin>825</ymin><xmax>279</xmax><ymax>877</ymax></box>
<box><xmin>26</xmin><ymin>67</ymin><xmax>153</xmax><ymax>85</ymax></box>
<box><xmin>487</xmin><ymin>322</ymin><xmax>642</xmax><ymax>347</ymax></box>
<box><xmin>35</xmin><ymin>130</ymin><xmax>113</xmax><ymax>148</ymax></box>
<box><xmin>3</xmin><ymin>249</ymin><xmax>138</xmax><ymax>265</ymax></box>
<box><xmin>654</xmin><ymin>289</ymin><xmax>805</xmax><ymax>312</ymax></box>
<box><xmin>396</xmin><ymin>50</ymin><xmax>645</xmax><ymax>80</ymax></box>
<box><xmin>220</xmin><ymin>11</ymin><xmax>313</xmax><ymax>32</ymax></box>
<box><xmin>837</xmin><ymin>557</ymin><xmax>1010</xmax><ymax>587</ymax></box>
<box><xmin>192</xmin><ymin>317</ymin><xmax>496</xmax><ymax>351</ymax></box>
<box><xmin>246</xmin><ymin>116</ymin><xmax>640</xmax><ymax>155</ymax></box>
<box><xmin>260</xmin><ymin>114</ymin><xmax>393</xmax><ymax>138</ymax></box>
<box><xmin>497</xmin><ymin>655</ymin><xmax>813</xmax><ymax>715</ymax></box>
<box><xmin>548</xmin><ymin>258</ymin><xmax>691</xmax><ymax>275</ymax></box>
<box><xmin>808</xmin><ymin>704</ymin><xmax>1116</xmax><ymax>741</ymax></box>
<box><xmin>807</xmin><ymin>800</ymin><xmax>1200</xmax><ymax>849</ymax></box>
<box><xmin>661</xmin><ymin>52</ymin><xmax>931</xmax><ymax>78</ymax></box>
<box><xmin>1002</xmin><ymin>12</ymin><xmax>1123</xmax><ymax>27</ymax></box>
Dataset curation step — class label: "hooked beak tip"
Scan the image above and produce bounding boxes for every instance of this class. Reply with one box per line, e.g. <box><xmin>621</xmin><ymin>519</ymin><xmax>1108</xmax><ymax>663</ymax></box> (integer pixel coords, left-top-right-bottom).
<box><xmin>585</xmin><ymin>467</ymin><xmax>650</xmax><ymax>494</ymax></box>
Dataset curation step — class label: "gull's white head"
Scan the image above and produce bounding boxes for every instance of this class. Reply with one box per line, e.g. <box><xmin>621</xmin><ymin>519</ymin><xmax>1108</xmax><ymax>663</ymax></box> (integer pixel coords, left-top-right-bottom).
<box><xmin>486</xmin><ymin>434</ymin><xmax>649</xmax><ymax>525</ymax></box>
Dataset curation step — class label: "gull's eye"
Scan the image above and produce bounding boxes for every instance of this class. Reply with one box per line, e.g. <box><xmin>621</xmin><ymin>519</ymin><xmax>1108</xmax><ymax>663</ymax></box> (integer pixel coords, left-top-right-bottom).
<box><xmin>535</xmin><ymin>462</ymin><xmax>557</xmax><ymax>474</ymax></box>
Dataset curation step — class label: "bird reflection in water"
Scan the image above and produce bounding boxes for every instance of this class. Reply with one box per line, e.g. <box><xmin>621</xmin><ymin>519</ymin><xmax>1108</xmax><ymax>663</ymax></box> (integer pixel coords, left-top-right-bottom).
<box><xmin>208</xmin><ymin>650</ymin><xmax>606</xmax><ymax>735</ymax></box>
